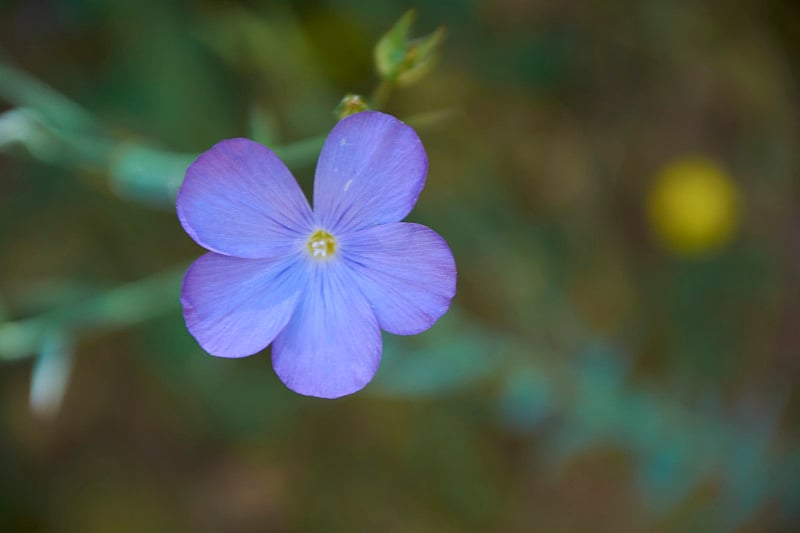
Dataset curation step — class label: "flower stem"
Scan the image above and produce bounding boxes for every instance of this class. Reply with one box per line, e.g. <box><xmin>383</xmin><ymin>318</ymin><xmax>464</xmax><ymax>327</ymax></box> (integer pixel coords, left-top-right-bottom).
<box><xmin>0</xmin><ymin>265</ymin><xmax>186</xmax><ymax>361</ymax></box>
<box><xmin>370</xmin><ymin>79</ymin><xmax>394</xmax><ymax>110</ymax></box>
<box><xmin>0</xmin><ymin>61</ymin><xmax>99</xmax><ymax>132</ymax></box>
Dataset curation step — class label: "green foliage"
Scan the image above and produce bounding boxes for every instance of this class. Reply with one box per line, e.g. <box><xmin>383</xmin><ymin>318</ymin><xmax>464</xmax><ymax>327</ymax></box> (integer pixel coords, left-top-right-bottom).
<box><xmin>1</xmin><ymin>2</ymin><xmax>799</xmax><ymax>531</ymax></box>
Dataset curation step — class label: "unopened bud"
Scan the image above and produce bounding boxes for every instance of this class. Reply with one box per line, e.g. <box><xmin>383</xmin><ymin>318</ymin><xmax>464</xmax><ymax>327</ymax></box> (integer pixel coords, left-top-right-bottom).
<box><xmin>335</xmin><ymin>94</ymin><xmax>370</xmax><ymax>119</ymax></box>
<box><xmin>374</xmin><ymin>10</ymin><xmax>446</xmax><ymax>87</ymax></box>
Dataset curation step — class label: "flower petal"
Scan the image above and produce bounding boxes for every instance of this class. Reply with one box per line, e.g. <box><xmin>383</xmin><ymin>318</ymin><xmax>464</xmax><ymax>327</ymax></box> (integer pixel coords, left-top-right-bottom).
<box><xmin>340</xmin><ymin>222</ymin><xmax>456</xmax><ymax>335</ymax></box>
<box><xmin>181</xmin><ymin>252</ymin><xmax>305</xmax><ymax>357</ymax></box>
<box><xmin>272</xmin><ymin>262</ymin><xmax>381</xmax><ymax>398</ymax></box>
<box><xmin>313</xmin><ymin>111</ymin><xmax>427</xmax><ymax>233</ymax></box>
<box><xmin>177</xmin><ymin>138</ymin><xmax>313</xmax><ymax>259</ymax></box>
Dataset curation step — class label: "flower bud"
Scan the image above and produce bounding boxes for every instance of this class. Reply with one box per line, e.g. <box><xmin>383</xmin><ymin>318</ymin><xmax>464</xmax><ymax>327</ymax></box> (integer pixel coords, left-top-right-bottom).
<box><xmin>335</xmin><ymin>94</ymin><xmax>370</xmax><ymax>119</ymax></box>
<box><xmin>374</xmin><ymin>10</ymin><xmax>446</xmax><ymax>87</ymax></box>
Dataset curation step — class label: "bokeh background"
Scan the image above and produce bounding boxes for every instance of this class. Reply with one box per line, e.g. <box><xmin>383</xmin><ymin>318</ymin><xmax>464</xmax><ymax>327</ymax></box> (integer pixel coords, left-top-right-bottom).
<box><xmin>2</xmin><ymin>1</ymin><xmax>800</xmax><ymax>531</ymax></box>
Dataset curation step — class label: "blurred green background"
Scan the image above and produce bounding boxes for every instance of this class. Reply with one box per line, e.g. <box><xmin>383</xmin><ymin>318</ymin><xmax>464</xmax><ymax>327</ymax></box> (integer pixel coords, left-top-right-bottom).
<box><xmin>2</xmin><ymin>1</ymin><xmax>800</xmax><ymax>531</ymax></box>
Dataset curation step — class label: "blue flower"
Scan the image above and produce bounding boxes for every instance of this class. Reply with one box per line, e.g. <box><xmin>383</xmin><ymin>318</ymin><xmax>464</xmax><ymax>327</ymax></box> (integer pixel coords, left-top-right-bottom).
<box><xmin>177</xmin><ymin>111</ymin><xmax>457</xmax><ymax>398</ymax></box>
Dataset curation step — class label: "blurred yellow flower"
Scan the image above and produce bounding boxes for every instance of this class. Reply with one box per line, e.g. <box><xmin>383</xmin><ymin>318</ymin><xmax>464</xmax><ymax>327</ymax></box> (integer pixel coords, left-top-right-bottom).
<box><xmin>647</xmin><ymin>157</ymin><xmax>740</xmax><ymax>255</ymax></box>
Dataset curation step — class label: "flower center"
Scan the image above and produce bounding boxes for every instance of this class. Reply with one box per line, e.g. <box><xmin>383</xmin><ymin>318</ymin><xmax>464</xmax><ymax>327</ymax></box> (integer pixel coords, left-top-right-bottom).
<box><xmin>307</xmin><ymin>229</ymin><xmax>336</xmax><ymax>259</ymax></box>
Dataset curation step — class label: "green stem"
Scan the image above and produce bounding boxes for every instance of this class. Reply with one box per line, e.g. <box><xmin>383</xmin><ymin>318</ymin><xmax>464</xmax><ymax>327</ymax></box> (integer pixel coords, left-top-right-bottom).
<box><xmin>0</xmin><ymin>62</ymin><xmax>98</xmax><ymax>132</ymax></box>
<box><xmin>402</xmin><ymin>107</ymin><xmax>459</xmax><ymax>130</ymax></box>
<box><xmin>370</xmin><ymin>79</ymin><xmax>394</xmax><ymax>110</ymax></box>
<box><xmin>272</xmin><ymin>134</ymin><xmax>326</xmax><ymax>168</ymax></box>
<box><xmin>0</xmin><ymin>266</ymin><xmax>185</xmax><ymax>361</ymax></box>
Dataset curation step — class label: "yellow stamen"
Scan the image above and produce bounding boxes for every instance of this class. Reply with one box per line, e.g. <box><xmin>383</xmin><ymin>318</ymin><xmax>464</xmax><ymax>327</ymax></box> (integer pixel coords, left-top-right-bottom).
<box><xmin>307</xmin><ymin>229</ymin><xmax>336</xmax><ymax>259</ymax></box>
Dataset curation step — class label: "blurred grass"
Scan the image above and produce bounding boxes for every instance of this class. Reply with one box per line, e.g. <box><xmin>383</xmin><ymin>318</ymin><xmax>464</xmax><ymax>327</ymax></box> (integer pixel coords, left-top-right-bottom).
<box><xmin>2</xmin><ymin>0</ymin><xmax>800</xmax><ymax>531</ymax></box>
